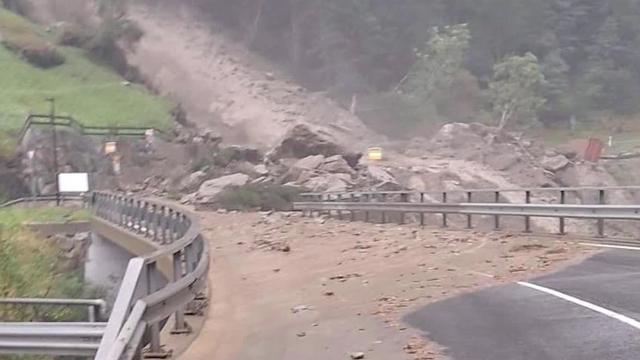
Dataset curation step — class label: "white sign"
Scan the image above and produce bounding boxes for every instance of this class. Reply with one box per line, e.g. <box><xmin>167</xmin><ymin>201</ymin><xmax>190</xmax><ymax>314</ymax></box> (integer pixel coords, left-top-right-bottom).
<box><xmin>58</xmin><ymin>173</ymin><xmax>90</xmax><ymax>193</ymax></box>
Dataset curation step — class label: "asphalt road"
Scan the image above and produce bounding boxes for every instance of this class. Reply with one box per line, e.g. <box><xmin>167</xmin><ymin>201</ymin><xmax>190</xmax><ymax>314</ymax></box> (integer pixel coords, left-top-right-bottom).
<box><xmin>406</xmin><ymin>250</ymin><xmax>640</xmax><ymax>360</ymax></box>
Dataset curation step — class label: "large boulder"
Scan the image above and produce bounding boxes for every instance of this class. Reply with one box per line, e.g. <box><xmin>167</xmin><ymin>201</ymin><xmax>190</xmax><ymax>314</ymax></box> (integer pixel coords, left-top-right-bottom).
<box><xmin>196</xmin><ymin>173</ymin><xmax>250</xmax><ymax>203</ymax></box>
<box><xmin>303</xmin><ymin>173</ymin><xmax>353</xmax><ymax>192</ymax></box>
<box><xmin>178</xmin><ymin>170</ymin><xmax>207</xmax><ymax>192</ymax></box>
<box><xmin>270</xmin><ymin>124</ymin><xmax>362</xmax><ymax>166</ymax></box>
<box><xmin>320</xmin><ymin>155</ymin><xmax>355</xmax><ymax>174</ymax></box>
<box><xmin>541</xmin><ymin>154</ymin><xmax>570</xmax><ymax>172</ymax></box>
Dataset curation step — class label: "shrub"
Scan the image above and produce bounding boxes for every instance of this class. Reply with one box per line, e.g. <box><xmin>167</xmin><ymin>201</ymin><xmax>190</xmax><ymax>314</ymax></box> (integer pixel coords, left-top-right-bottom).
<box><xmin>215</xmin><ymin>184</ymin><xmax>304</xmax><ymax>211</ymax></box>
<box><xmin>0</xmin><ymin>9</ymin><xmax>65</xmax><ymax>68</ymax></box>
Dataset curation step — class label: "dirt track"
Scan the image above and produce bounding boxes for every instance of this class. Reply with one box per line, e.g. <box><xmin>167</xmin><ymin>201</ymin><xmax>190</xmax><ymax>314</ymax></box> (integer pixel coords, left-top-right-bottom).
<box><xmin>179</xmin><ymin>211</ymin><xmax>595</xmax><ymax>360</ymax></box>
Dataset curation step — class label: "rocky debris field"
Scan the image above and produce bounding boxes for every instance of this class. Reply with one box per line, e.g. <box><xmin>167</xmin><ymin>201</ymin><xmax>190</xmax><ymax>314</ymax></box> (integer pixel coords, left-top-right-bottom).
<box><xmin>182</xmin><ymin>210</ymin><xmax>596</xmax><ymax>360</ymax></box>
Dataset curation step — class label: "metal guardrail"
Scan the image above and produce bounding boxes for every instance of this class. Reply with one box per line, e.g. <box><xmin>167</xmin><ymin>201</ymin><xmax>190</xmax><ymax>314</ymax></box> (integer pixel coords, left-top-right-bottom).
<box><xmin>295</xmin><ymin>186</ymin><xmax>640</xmax><ymax>238</ymax></box>
<box><xmin>0</xmin><ymin>322</ymin><xmax>106</xmax><ymax>357</ymax></box>
<box><xmin>0</xmin><ymin>193</ymin><xmax>209</xmax><ymax>359</ymax></box>
<box><xmin>17</xmin><ymin>114</ymin><xmax>170</xmax><ymax>145</ymax></box>
<box><xmin>0</xmin><ymin>195</ymin><xmax>85</xmax><ymax>208</ymax></box>
<box><xmin>0</xmin><ymin>298</ymin><xmax>107</xmax><ymax>322</ymax></box>
<box><xmin>92</xmin><ymin>192</ymin><xmax>209</xmax><ymax>360</ymax></box>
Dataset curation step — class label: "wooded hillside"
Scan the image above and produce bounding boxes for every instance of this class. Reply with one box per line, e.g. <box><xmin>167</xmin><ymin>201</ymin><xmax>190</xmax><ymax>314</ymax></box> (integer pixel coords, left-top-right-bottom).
<box><xmin>189</xmin><ymin>0</ymin><xmax>640</xmax><ymax>134</ymax></box>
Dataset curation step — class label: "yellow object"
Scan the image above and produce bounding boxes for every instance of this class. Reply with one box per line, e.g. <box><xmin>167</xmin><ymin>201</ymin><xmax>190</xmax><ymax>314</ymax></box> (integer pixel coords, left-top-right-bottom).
<box><xmin>368</xmin><ymin>147</ymin><xmax>382</xmax><ymax>161</ymax></box>
<box><xmin>104</xmin><ymin>141</ymin><xmax>117</xmax><ymax>155</ymax></box>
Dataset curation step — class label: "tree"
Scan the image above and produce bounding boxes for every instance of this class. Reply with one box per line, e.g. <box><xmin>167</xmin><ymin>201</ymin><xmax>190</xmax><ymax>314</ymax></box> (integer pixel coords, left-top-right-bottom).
<box><xmin>402</xmin><ymin>24</ymin><xmax>471</xmax><ymax>102</ymax></box>
<box><xmin>490</xmin><ymin>53</ymin><xmax>546</xmax><ymax>129</ymax></box>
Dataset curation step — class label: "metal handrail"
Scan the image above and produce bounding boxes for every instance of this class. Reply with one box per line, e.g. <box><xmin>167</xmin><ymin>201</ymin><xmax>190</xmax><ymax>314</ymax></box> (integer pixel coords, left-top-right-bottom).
<box><xmin>0</xmin><ymin>298</ymin><xmax>107</xmax><ymax>322</ymax></box>
<box><xmin>0</xmin><ymin>193</ymin><xmax>208</xmax><ymax>359</ymax></box>
<box><xmin>16</xmin><ymin>114</ymin><xmax>170</xmax><ymax>145</ymax></box>
<box><xmin>91</xmin><ymin>192</ymin><xmax>208</xmax><ymax>360</ymax></box>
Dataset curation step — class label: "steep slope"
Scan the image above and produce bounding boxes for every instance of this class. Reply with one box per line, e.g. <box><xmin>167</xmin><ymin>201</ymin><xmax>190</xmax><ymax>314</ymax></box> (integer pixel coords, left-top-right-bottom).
<box><xmin>124</xmin><ymin>1</ymin><xmax>379</xmax><ymax>151</ymax></box>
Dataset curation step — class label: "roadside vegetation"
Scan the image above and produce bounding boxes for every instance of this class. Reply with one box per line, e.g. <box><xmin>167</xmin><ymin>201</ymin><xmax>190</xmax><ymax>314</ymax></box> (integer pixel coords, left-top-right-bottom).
<box><xmin>215</xmin><ymin>184</ymin><xmax>304</xmax><ymax>211</ymax></box>
<box><xmin>0</xmin><ymin>206</ymin><xmax>92</xmax><ymax>322</ymax></box>
<box><xmin>0</xmin><ymin>7</ymin><xmax>173</xmax><ymax>148</ymax></box>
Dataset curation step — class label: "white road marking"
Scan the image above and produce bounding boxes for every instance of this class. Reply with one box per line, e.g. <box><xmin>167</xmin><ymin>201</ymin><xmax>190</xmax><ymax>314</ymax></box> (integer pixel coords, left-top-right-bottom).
<box><xmin>518</xmin><ymin>281</ymin><xmax>640</xmax><ymax>330</ymax></box>
<box><xmin>579</xmin><ymin>243</ymin><xmax>640</xmax><ymax>251</ymax></box>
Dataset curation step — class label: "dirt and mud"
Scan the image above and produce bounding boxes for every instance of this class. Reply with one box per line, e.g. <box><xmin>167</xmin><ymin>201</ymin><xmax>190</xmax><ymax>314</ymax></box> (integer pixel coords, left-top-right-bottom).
<box><xmin>180</xmin><ymin>211</ymin><xmax>596</xmax><ymax>360</ymax></box>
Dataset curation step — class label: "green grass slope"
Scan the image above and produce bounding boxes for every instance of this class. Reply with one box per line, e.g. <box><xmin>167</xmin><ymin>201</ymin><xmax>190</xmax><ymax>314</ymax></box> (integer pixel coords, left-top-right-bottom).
<box><xmin>0</xmin><ymin>8</ymin><xmax>173</xmax><ymax>136</ymax></box>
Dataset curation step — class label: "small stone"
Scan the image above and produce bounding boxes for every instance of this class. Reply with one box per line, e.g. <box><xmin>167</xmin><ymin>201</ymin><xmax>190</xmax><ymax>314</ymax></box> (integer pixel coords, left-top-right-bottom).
<box><xmin>323</xmin><ymin>291</ymin><xmax>335</xmax><ymax>296</ymax></box>
<box><xmin>291</xmin><ymin>305</ymin><xmax>312</xmax><ymax>313</ymax></box>
<box><xmin>297</xmin><ymin>331</ymin><xmax>306</xmax><ymax>337</ymax></box>
<box><xmin>350</xmin><ymin>352</ymin><xmax>365</xmax><ymax>359</ymax></box>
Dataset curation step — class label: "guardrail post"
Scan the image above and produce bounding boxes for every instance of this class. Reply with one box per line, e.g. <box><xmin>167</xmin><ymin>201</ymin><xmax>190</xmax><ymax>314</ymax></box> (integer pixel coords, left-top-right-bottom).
<box><xmin>399</xmin><ymin>193</ymin><xmax>408</xmax><ymax>225</ymax></box>
<box><xmin>466</xmin><ymin>192</ymin><xmax>473</xmax><ymax>229</ymax></box>
<box><xmin>420</xmin><ymin>193</ymin><xmax>425</xmax><ymax>227</ymax></box>
<box><xmin>524</xmin><ymin>191</ymin><xmax>531</xmax><ymax>233</ymax></box>
<box><xmin>160</xmin><ymin>206</ymin><xmax>167</xmax><ymax>244</ymax></box>
<box><xmin>171</xmin><ymin>250</ymin><xmax>191</xmax><ymax>335</ymax></box>
<box><xmin>494</xmin><ymin>191</ymin><xmax>500</xmax><ymax>230</ymax></box>
<box><xmin>442</xmin><ymin>192</ymin><xmax>448</xmax><ymax>228</ymax></box>
<box><xmin>381</xmin><ymin>194</ymin><xmax>387</xmax><ymax>224</ymax></box>
<box><xmin>88</xmin><ymin>304</ymin><xmax>97</xmax><ymax>323</ymax></box>
<box><xmin>350</xmin><ymin>194</ymin><xmax>356</xmax><ymax>221</ymax></box>
<box><xmin>145</xmin><ymin>261</ymin><xmax>169</xmax><ymax>358</ymax></box>
<box><xmin>364</xmin><ymin>194</ymin><xmax>370</xmax><ymax>222</ymax></box>
<box><xmin>559</xmin><ymin>190</ymin><xmax>566</xmax><ymax>235</ymax></box>
<box><xmin>337</xmin><ymin>194</ymin><xmax>343</xmax><ymax>220</ymax></box>
<box><xmin>598</xmin><ymin>189</ymin><xmax>605</xmax><ymax>237</ymax></box>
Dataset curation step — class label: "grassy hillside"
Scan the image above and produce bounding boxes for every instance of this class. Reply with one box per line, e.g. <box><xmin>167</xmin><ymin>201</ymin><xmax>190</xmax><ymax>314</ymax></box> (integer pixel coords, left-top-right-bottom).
<box><xmin>0</xmin><ymin>8</ymin><xmax>173</xmax><ymax>138</ymax></box>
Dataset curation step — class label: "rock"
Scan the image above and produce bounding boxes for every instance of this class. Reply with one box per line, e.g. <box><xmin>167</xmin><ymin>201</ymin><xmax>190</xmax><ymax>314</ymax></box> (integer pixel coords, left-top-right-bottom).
<box><xmin>254</xmin><ymin>164</ymin><xmax>269</xmax><ymax>176</ymax></box>
<box><xmin>407</xmin><ymin>175</ymin><xmax>426</xmax><ymax>192</ymax></box>
<box><xmin>297</xmin><ymin>331</ymin><xmax>306</xmax><ymax>337</ymax></box>
<box><xmin>294</xmin><ymin>155</ymin><xmax>326</xmax><ymax>171</ymax></box>
<box><xmin>196</xmin><ymin>173</ymin><xmax>250</xmax><ymax>203</ymax></box>
<box><xmin>291</xmin><ymin>305</ymin><xmax>312</xmax><ymax>313</ymax></box>
<box><xmin>270</xmin><ymin>124</ymin><xmax>361</xmax><ymax>166</ymax></box>
<box><xmin>541</xmin><ymin>154</ymin><xmax>570</xmax><ymax>172</ymax></box>
<box><xmin>350</xmin><ymin>352</ymin><xmax>365</xmax><ymax>359</ymax></box>
<box><xmin>179</xmin><ymin>170</ymin><xmax>207</xmax><ymax>191</ymax></box>
<box><xmin>224</xmin><ymin>146</ymin><xmax>262</xmax><ymax>164</ymax></box>
<box><xmin>285</xmin><ymin>155</ymin><xmax>325</xmax><ymax>182</ymax></box>
<box><xmin>366</xmin><ymin>166</ymin><xmax>400</xmax><ymax>190</ymax></box>
<box><xmin>180</xmin><ymin>192</ymin><xmax>197</xmax><ymax>204</ymax></box>
<box><xmin>320</xmin><ymin>155</ymin><xmax>355</xmax><ymax>174</ymax></box>
<box><xmin>303</xmin><ymin>173</ymin><xmax>352</xmax><ymax>192</ymax></box>
<box><xmin>485</xmin><ymin>152</ymin><xmax>521</xmax><ymax>171</ymax></box>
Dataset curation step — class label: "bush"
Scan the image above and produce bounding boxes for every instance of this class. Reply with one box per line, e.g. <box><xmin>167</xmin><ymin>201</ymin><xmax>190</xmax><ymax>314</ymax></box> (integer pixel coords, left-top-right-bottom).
<box><xmin>215</xmin><ymin>184</ymin><xmax>304</xmax><ymax>211</ymax></box>
<box><xmin>56</xmin><ymin>23</ymin><xmax>94</xmax><ymax>47</ymax></box>
<box><xmin>0</xmin><ymin>9</ymin><xmax>65</xmax><ymax>68</ymax></box>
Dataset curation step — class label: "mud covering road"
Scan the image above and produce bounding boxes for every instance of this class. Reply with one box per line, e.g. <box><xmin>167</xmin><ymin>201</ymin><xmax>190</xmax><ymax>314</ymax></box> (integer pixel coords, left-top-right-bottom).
<box><xmin>178</xmin><ymin>211</ymin><xmax>594</xmax><ymax>360</ymax></box>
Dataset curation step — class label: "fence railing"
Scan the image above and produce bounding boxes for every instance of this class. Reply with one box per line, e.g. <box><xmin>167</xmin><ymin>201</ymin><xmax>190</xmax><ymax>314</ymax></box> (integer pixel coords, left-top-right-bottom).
<box><xmin>17</xmin><ymin>114</ymin><xmax>170</xmax><ymax>145</ymax></box>
<box><xmin>91</xmin><ymin>192</ymin><xmax>208</xmax><ymax>360</ymax></box>
<box><xmin>295</xmin><ymin>186</ymin><xmax>640</xmax><ymax>239</ymax></box>
<box><xmin>0</xmin><ymin>193</ymin><xmax>209</xmax><ymax>359</ymax></box>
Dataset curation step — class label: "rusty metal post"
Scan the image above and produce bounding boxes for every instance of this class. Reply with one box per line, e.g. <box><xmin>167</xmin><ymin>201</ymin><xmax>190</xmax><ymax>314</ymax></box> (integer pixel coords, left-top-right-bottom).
<box><xmin>598</xmin><ymin>189</ymin><xmax>605</xmax><ymax>237</ymax></box>
<box><xmin>494</xmin><ymin>191</ymin><xmax>500</xmax><ymax>230</ymax></box>
<box><xmin>559</xmin><ymin>190</ymin><xmax>566</xmax><ymax>235</ymax></box>
<box><xmin>466</xmin><ymin>192</ymin><xmax>473</xmax><ymax>229</ymax></box>
<box><xmin>524</xmin><ymin>191</ymin><xmax>531</xmax><ymax>233</ymax></box>
<box><xmin>442</xmin><ymin>192</ymin><xmax>448</xmax><ymax>228</ymax></box>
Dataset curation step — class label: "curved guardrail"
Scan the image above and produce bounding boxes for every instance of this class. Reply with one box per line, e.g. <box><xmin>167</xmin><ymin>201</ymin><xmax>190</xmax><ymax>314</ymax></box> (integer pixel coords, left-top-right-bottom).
<box><xmin>91</xmin><ymin>192</ymin><xmax>209</xmax><ymax>359</ymax></box>
<box><xmin>295</xmin><ymin>186</ymin><xmax>640</xmax><ymax>239</ymax></box>
<box><xmin>0</xmin><ymin>193</ymin><xmax>209</xmax><ymax>359</ymax></box>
